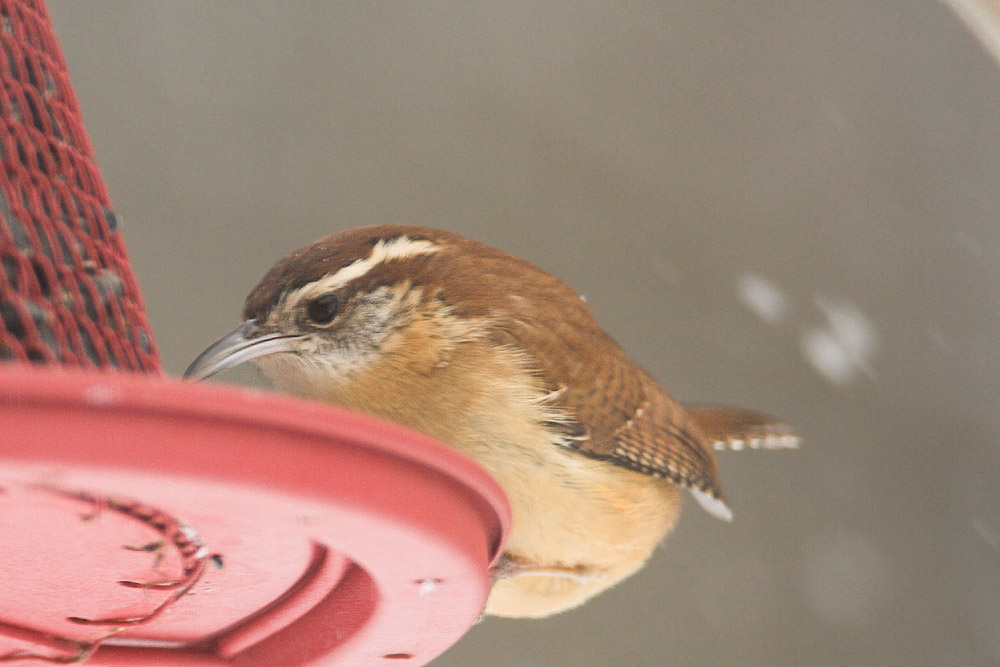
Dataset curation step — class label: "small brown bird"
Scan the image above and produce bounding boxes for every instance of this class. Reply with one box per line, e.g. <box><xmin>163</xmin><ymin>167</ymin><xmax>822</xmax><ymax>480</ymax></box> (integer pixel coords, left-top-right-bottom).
<box><xmin>185</xmin><ymin>225</ymin><xmax>797</xmax><ymax>618</ymax></box>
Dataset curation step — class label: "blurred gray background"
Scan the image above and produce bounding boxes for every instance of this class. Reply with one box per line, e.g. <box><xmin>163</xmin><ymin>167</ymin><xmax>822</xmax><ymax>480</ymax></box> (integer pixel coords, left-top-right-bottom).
<box><xmin>47</xmin><ymin>2</ymin><xmax>1000</xmax><ymax>665</ymax></box>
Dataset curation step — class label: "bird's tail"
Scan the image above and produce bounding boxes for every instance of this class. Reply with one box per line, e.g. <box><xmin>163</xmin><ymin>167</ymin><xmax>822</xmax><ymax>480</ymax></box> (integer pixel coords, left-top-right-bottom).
<box><xmin>685</xmin><ymin>405</ymin><xmax>801</xmax><ymax>452</ymax></box>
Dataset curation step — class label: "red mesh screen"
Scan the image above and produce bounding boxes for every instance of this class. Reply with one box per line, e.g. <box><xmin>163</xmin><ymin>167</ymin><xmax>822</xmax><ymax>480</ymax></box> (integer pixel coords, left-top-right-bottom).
<box><xmin>0</xmin><ymin>0</ymin><xmax>158</xmax><ymax>372</ymax></box>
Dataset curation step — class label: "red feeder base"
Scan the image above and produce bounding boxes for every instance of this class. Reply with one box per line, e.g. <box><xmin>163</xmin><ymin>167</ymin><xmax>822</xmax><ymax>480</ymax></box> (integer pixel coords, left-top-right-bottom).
<box><xmin>0</xmin><ymin>366</ymin><xmax>509</xmax><ymax>666</ymax></box>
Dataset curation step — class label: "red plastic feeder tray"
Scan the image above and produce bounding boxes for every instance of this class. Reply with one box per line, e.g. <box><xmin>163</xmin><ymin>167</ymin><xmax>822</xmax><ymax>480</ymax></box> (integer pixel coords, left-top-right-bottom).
<box><xmin>0</xmin><ymin>366</ymin><xmax>510</xmax><ymax>666</ymax></box>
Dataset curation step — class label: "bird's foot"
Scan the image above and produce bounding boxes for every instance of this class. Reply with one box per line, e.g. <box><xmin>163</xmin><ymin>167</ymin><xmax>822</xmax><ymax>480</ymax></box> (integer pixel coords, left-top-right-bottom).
<box><xmin>489</xmin><ymin>554</ymin><xmax>600</xmax><ymax>585</ymax></box>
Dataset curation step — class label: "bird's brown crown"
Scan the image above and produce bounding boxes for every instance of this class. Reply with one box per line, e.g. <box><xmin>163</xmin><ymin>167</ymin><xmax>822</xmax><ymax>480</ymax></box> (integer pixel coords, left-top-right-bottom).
<box><xmin>244</xmin><ymin>225</ymin><xmax>581</xmax><ymax>326</ymax></box>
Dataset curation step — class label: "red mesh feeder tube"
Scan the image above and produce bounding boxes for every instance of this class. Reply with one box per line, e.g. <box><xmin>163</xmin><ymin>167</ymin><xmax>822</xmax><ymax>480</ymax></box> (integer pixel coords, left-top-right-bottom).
<box><xmin>0</xmin><ymin>0</ymin><xmax>157</xmax><ymax>370</ymax></box>
<box><xmin>0</xmin><ymin>2</ymin><xmax>510</xmax><ymax>665</ymax></box>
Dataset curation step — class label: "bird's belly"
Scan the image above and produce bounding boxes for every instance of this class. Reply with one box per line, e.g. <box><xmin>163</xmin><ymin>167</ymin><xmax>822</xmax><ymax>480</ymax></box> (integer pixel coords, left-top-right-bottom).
<box><xmin>468</xmin><ymin>438</ymin><xmax>683</xmax><ymax>618</ymax></box>
<box><xmin>262</xmin><ymin>347</ymin><xmax>683</xmax><ymax>617</ymax></box>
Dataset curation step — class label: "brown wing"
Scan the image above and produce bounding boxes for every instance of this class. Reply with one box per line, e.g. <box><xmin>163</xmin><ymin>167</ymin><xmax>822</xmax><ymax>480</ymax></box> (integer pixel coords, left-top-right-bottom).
<box><xmin>484</xmin><ymin>278</ymin><xmax>730</xmax><ymax>520</ymax></box>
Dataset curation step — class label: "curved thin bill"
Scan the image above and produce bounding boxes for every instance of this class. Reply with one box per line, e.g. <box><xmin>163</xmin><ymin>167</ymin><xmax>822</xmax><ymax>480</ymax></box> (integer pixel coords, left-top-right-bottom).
<box><xmin>184</xmin><ymin>320</ymin><xmax>302</xmax><ymax>380</ymax></box>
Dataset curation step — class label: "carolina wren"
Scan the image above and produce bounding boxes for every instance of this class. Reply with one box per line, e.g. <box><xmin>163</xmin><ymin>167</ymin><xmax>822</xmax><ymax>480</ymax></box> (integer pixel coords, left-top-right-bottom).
<box><xmin>185</xmin><ymin>225</ymin><xmax>798</xmax><ymax>618</ymax></box>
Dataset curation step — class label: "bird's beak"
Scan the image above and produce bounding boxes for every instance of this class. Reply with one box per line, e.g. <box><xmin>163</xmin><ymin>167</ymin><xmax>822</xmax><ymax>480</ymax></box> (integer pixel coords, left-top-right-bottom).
<box><xmin>183</xmin><ymin>320</ymin><xmax>303</xmax><ymax>380</ymax></box>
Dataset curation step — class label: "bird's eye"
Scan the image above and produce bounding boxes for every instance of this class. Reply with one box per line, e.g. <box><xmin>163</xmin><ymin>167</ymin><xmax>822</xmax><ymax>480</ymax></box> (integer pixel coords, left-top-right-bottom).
<box><xmin>306</xmin><ymin>293</ymin><xmax>340</xmax><ymax>325</ymax></box>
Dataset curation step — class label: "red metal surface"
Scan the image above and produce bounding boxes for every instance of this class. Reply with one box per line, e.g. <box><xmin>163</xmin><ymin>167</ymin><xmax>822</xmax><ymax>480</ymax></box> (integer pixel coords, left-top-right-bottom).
<box><xmin>0</xmin><ymin>1</ymin><xmax>511</xmax><ymax>662</ymax></box>
<box><xmin>0</xmin><ymin>366</ymin><xmax>510</xmax><ymax>665</ymax></box>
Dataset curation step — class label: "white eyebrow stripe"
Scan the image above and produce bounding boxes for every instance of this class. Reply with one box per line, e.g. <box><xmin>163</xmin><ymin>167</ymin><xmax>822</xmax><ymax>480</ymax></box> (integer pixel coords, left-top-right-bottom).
<box><xmin>283</xmin><ymin>236</ymin><xmax>440</xmax><ymax>308</ymax></box>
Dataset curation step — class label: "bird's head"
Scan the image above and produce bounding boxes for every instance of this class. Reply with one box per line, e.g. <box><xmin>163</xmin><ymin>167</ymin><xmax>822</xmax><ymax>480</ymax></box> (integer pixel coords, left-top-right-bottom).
<box><xmin>183</xmin><ymin>225</ymin><xmax>531</xmax><ymax>397</ymax></box>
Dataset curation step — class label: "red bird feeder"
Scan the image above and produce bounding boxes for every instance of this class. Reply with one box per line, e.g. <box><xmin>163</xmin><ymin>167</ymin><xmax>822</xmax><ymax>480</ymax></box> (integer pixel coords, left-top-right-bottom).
<box><xmin>0</xmin><ymin>2</ymin><xmax>510</xmax><ymax>665</ymax></box>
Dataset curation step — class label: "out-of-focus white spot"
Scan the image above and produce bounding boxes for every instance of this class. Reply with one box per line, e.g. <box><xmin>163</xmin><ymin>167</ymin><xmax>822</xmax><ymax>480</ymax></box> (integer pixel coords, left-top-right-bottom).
<box><xmin>972</xmin><ymin>518</ymin><xmax>1000</xmax><ymax>551</ymax></box>
<box><xmin>737</xmin><ymin>273</ymin><xmax>789</xmax><ymax>324</ymax></box>
<box><xmin>83</xmin><ymin>384</ymin><xmax>118</xmax><ymax>406</ymax></box>
<box><xmin>800</xmin><ymin>297</ymin><xmax>877</xmax><ymax>386</ymax></box>
<box><xmin>801</xmin><ymin>529</ymin><xmax>890</xmax><ymax>625</ymax></box>
<box><xmin>801</xmin><ymin>330</ymin><xmax>854</xmax><ymax>384</ymax></box>
<box><xmin>817</xmin><ymin>298</ymin><xmax>877</xmax><ymax>362</ymax></box>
